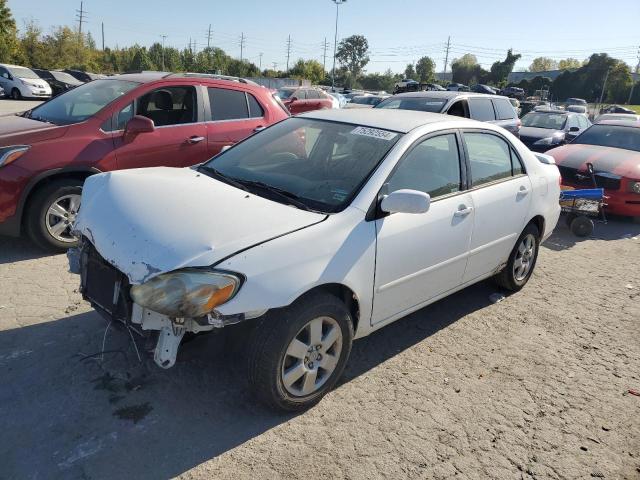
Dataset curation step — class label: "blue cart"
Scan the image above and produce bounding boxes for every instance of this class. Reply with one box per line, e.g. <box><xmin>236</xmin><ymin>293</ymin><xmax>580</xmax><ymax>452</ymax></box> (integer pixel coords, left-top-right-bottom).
<box><xmin>559</xmin><ymin>188</ymin><xmax>606</xmax><ymax>237</ymax></box>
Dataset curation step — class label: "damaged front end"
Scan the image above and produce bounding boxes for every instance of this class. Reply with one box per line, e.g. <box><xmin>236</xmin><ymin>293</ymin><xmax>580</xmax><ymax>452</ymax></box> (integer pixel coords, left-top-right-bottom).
<box><xmin>68</xmin><ymin>238</ymin><xmax>262</xmax><ymax>369</ymax></box>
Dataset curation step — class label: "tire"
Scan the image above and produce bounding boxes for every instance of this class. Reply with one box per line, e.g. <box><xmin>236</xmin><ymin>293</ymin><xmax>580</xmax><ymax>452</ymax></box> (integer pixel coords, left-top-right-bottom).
<box><xmin>246</xmin><ymin>291</ymin><xmax>354</xmax><ymax>412</ymax></box>
<box><xmin>11</xmin><ymin>88</ymin><xmax>21</xmax><ymax>100</ymax></box>
<box><xmin>25</xmin><ymin>178</ymin><xmax>84</xmax><ymax>252</ymax></box>
<box><xmin>570</xmin><ymin>215</ymin><xmax>594</xmax><ymax>237</ymax></box>
<box><xmin>564</xmin><ymin>213</ymin><xmax>577</xmax><ymax>228</ymax></box>
<box><xmin>493</xmin><ymin>223</ymin><xmax>540</xmax><ymax>292</ymax></box>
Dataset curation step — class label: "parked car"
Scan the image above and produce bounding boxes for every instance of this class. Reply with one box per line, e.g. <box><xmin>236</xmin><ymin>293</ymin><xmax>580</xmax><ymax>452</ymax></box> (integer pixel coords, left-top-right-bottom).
<box><xmin>471</xmin><ymin>84</ymin><xmax>498</xmax><ymax>95</ymax></box>
<box><xmin>0</xmin><ymin>72</ymin><xmax>289</xmax><ymax>250</ymax></box>
<box><xmin>393</xmin><ymin>78</ymin><xmax>418</xmax><ymax>93</ymax></box>
<box><xmin>62</xmin><ymin>69</ymin><xmax>107</xmax><ymax>83</ymax></box>
<box><xmin>501</xmin><ymin>86</ymin><xmax>525</xmax><ymax>99</ymax></box>
<box><xmin>275</xmin><ymin>87</ymin><xmax>335</xmax><ymax>114</ymax></box>
<box><xmin>32</xmin><ymin>69</ymin><xmax>84</xmax><ymax>97</ymax></box>
<box><xmin>600</xmin><ymin>104</ymin><xmax>636</xmax><ymax>115</ymax></box>
<box><xmin>0</xmin><ymin>85</ymin><xmax>4</xmax><ymax>98</ymax></box>
<box><xmin>509</xmin><ymin>98</ymin><xmax>521</xmax><ymax>116</ymax></box>
<box><xmin>447</xmin><ymin>83</ymin><xmax>469</xmax><ymax>92</ymax></box>
<box><xmin>375</xmin><ymin>91</ymin><xmax>521</xmax><ymax>136</ymax></box>
<box><xmin>69</xmin><ymin>108</ymin><xmax>561</xmax><ymax>411</ymax></box>
<box><xmin>594</xmin><ymin>113</ymin><xmax>640</xmax><ymax>124</ymax></box>
<box><xmin>566</xmin><ymin>105</ymin><xmax>588</xmax><ymax>114</ymax></box>
<box><xmin>342</xmin><ymin>91</ymin><xmax>367</xmax><ymax>102</ymax></box>
<box><xmin>424</xmin><ymin>83</ymin><xmax>446</xmax><ymax>91</ymax></box>
<box><xmin>519</xmin><ymin>110</ymin><xmax>591</xmax><ymax>152</ymax></box>
<box><xmin>328</xmin><ymin>91</ymin><xmax>347</xmax><ymax>108</ymax></box>
<box><xmin>0</xmin><ymin>64</ymin><xmax>52</xmax><ymax>100</ymax></box>
<box><xmin>566</xmin><ymin>97</ymin><xmax>588</xmax><ymax>108</ymax></box>
<box><xmin>547</xmin><ymin>121</ymin><xmax>640</xmax><ymax>218</ymax></box>
<box><xmin>343</xmin><ymin>95</ymin><xmax>389</xmax><ymax>109</ymax></box>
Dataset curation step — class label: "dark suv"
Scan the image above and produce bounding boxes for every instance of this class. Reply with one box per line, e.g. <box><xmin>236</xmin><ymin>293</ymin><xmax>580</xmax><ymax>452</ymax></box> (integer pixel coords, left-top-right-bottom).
<box><xmin>375</xmin><ymin>91</ymin><xmax>521</xmax><ymax>137</ymax></box>
<box><xmin>0</xmin><ymin>72</ymin><xmax>289</xmax><ymax>250</ymax></box>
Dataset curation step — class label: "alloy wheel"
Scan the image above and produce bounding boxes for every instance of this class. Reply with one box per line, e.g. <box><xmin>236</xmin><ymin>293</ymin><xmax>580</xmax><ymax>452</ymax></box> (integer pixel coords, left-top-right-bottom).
<box><xmin>513</xmin><ymin>233</ymin><xmax>536</xmax><ymax>282</ymax></box>
<box><xmin>45</xmin><ymin>193</ymin><xmax>81</xmax><ymax>243</ymax></box>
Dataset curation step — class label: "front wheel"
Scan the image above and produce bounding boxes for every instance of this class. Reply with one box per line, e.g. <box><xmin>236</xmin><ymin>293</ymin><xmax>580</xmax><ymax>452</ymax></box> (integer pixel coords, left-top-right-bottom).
<box><xmin>246</xmin><ymin>292</ymin><xmax>354</xmax><ymax>411</ymax></box>
<box><xmin>493</xmin><ymin>223</ymin><xmax>540</xmax><ymax>292</ymax></box>
<box><xmin>11</xmin><ymin>88</ymin><xmax>21</xmax><ymax>100</ymax></box>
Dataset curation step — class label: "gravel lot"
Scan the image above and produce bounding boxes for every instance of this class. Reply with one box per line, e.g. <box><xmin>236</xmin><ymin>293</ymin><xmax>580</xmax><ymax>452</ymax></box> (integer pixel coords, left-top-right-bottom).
<box><xmin>1</xmin><ymin>213</ymin><xmax>639</xmax><ymax>479</ymax></box>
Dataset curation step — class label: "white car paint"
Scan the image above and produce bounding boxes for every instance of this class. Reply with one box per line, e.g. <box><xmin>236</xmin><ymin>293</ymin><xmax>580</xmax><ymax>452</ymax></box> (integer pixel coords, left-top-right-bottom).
<box><xmin>73</xmin><ymin>109</ymin><xmax>561</xmax><ymax>362</ymax></box>
<box><xmin>0</xmin><ymin>64</ymin><xmax>52</xmax><ymax>99</ymax></box>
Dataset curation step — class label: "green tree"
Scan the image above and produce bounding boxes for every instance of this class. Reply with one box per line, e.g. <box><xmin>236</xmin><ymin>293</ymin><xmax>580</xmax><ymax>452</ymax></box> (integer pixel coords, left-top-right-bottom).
<box><xmin>0</xmin><ymin>0</ymin><xmax>20</xmax><ymax>62</ymax></box>
<box><xmin>451</xmin><ymin>54</ymin><xmax>486</xmax><ymax>85</ymax></box>
<box><xmin>129</xmin><ymin>47</ymin><xmax>155</xmax><ymax>71</ymax></box>
<box><xmin>415</xmin><ymin>56</ymin><xmax>436</xmax><ymax>82</ymax></box>
<box><xmin>289</xmin><ymin>58</ymin><xmax>325</xmax><ymax>84</ymax></box>
<box><xmin>18</xmin><ymin>20</ymin><xmax>47</xmax><ymax>67</ymax></box>
<box><xmin>558</xmin><ymin>58</ymin><xmax>581</xmax><ymax>70</ymax></box>
<box><xmin>529</xmin><ymin>57</ymin><xmax>558</xmax><ymax>72</ymax></box>
<box><xmin>606</xmin><ymin>62</ymin><xmax>633</xmax><ymax>103</ymax></box>
<box><xmin>336</xmin><ymin>34</ymin><xmax>369</xmax><ymax>79</ymax></box>
<box><xmin>404</xmin><ymin>63</ymin><xmax>416</xmax><ymax>79</ymax></box>
<box><xmin>489</xmin><ymin>49</ymin><xmax>521</xmax><ymax>86</ymax></box>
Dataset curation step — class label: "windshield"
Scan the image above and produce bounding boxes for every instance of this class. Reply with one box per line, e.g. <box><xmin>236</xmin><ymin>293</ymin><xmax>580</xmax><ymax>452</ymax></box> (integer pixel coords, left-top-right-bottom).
<box><xmin>521</xmin><ymin>112</ymin><xmax>567</xmax><ymax>130</ymax></box>
<box><xmin>573</xmin><ymin>125</ymin><xmax>640</xmax><ymax>152</ymax></box>
<box><xmin>201</xmin><ymin>117</ymin><xmax>402</xmax><ymax>213</ymax></box>
<box><xmin>9</xmin><ymin>67</ymin><xmax>39</xmax><ymax>79</ymax></box>
<box><xmin>50</xmin><ymin>71</ymin><xmax>82</xmax><ymax>84</ymax></box>
<box><xmin>375</xmin><ymin>96</ymin><xmax>447</xmax><ymax>113</ymax></box>
<box><xmin>275</xmin><ymin>89</ymin><xmax>295</xmax><ymax>99</ymax></box>
<box><xmin>27</xmin><ymin>79</ymin><xmax>138</xmax><ymax>125</ymax></box>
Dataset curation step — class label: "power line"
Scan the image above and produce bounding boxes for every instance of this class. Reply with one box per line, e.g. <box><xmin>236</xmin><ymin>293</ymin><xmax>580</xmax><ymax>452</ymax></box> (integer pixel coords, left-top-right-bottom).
<box><xmin>259</xmin><ymin>52</ymin><xmax>263</xmax><ymax>70</ymax></box>
<box><xmin>322</xmin><ymin>37</ymin><xmax>329</xmax><ymax>72</ymax></box>
<box><xmin>160</xmin><ymin>34</ymin><xmax>167</xmax><ymax>70</ymax></box>
<box><xmin>75</xmin><ymin>1</ymin><xmax>87</xmax><ymax>59</ymax></box>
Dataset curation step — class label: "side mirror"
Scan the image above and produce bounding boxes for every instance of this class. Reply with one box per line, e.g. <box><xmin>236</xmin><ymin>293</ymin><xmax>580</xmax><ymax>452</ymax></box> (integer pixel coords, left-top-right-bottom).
<box><xmin>568</xmin><ymin>126</ymin><xmax>580</xmax><ymax>132</ymax></box>
<box><xmin>124</xmin><ymin>115</ymin><xmax>154</xmax><ymax>141</ymax></box>
<box><xmin>289</xmin><ymin>96</ymin><xmax>298</xmax><ymax>103</ymax></box>
<box><xmin>380</xmin><ymin>189</ymin><xmax>431</xmax><ymax>215</ymax></box>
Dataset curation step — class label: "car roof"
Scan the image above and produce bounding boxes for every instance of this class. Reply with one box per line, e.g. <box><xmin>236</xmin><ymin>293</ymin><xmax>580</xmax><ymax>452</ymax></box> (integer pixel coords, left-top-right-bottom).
<box><xmin>526</xmin><ymin>109</ymin><xmax>569</xmax><ymax>115</ymax></box>
<box><xmin>595</xmin><ymin>120</ymin><xmax>640</xmax><ymax>128</ymax></box>
<box><xmin>299</xmin><ymin>109</ymin><xmax>478</xmax><ymax>133</ymax></box>
<box><xmin>389</xmin><ymin>90</ymin><xmax>508</xmax><ymax>100</ymax></box>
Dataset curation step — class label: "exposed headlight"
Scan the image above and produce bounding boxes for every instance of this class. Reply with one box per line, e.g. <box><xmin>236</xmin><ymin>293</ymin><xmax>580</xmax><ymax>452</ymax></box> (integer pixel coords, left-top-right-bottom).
<box><xmin>629</xmin><ymin>181</ymin><xmax>640</xmax><ymax>194</ymax></box>
<box><xmin>0</xmin><ymin>145</ymin><xmax>30</xmax><ymax>168</ymax></box>
<box><xmin>534</xmin><ymin>134</ymin><xmax>565</xmax><ymax>146</ymax></box>
<box><xmin>130</xmin><ymin>269</ymin><xmax>242</xmax><ymax>318</ymax></box>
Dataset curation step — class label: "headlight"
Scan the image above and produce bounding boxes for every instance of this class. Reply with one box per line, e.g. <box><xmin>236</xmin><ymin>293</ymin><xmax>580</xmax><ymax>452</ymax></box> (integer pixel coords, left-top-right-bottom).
<box><xmin>534</xmin><ymin>134</ymin><xmax>564</xmax><ymax>146</ymax></box>
<box><xmin>629</xmin><ymin>181</ymin><xmax>640</xmax><ymax>194</ymax></box>
<box><xmin>130</xmin><ymin>269</ymin><xmax>242</xmax><ymax>318</ymax></box>
<box><xmin>0</xmin><ymin>145</ymin><xmax>30</xmax><ymax>168</ymax></box>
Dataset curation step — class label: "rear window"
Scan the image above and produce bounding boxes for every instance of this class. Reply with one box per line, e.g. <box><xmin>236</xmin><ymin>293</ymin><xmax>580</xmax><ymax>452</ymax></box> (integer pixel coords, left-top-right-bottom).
<box><xmin>208</xmin><ymin>87</ymin><xmax>248</xmax><ymax>121</ymax></box>
<box><xmin>493</xmin><ymin>99</ymin><xmax>516</xmax><ymax>120</ymax></box>
<box><xmin>468</xmin><ymin>98</ymin><xmax>496</xmax><ymax>121</ymax></box>
<box><xmin>375</xmin><ymin>96</ymin><xmax>446</xmax><ymax>113</ymax></box>
<box><xmin>247</xmin><ymin>93</ymin><xmax>264</xmax><ymax>118</ymax></box>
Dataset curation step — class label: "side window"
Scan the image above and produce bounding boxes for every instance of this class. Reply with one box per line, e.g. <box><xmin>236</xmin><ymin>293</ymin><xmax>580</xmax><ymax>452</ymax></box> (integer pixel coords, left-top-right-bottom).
<box><xmin>493</xmin><ymin>99</ymin><xmax>516</xmax><ymax>120</ymax></box>
<box><xmin>387</xmin><ymin>134</ymin><xmax>461</xmax><ymax>198</ymax></box>
<box><xmin>307</xmin><ymin>90</ymin><xmax>320</xmax><ymax>99</ymax></box>
<box><xmin>468</xmin><ymin>98</ymin><xmax>496</xmax><ymax>121</ymax></box>
<box><xmin>295</xmin><ymin>89</ymin><xmax>307</xmax><ymax>100</ymax></box>
<box><xmin>247</xmin><ymin>93</ymin><xmax>265</xmax><ymax>118</ymax></box>
<box><xmin>447</xmin><ymin>100</ymin><xmax>468</xmax><ymax>118</ymax></box>
<box><xmin>137</xmin><ymin>86</ymin><xmax>197</xmax><ymax>127</ymax></box>
<box><xmin>208</xmin><ymin>87</ymin><xmax>248</xmax><ymax>121</ymax></box>
<box><xmin>511</xmin><ymin>147</ymin><xmax>524</xmax><ymax>175</ymax></box>
<box><xmin>0</xmin><ymin>67</ymin><xmax>8</xmax><ymax>78</ymax></box>
<box><xmin>114</xmin><ymin>102</ymin><xmax>134</xmax><ymax>130</ymax></box>
<box><xmin>464</xmin><ymin>132</ymin><xmax>518</xmax><ymax>186</ymax></box>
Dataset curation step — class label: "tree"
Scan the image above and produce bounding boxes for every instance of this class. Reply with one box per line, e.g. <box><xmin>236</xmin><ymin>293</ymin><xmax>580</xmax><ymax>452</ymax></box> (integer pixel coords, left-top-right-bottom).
<box><xmin>606</xmin><ymin>62</ymin><xmax>633</xmax><ymax>103</ymax></box>
<box><xmin>336</xmin><ymin>35</ymin><xmax>369</xmax><ymax>79</ymax></box>
<box><xmin>451</xmin><ymin>53</ymin><xmax>486</xmax><ymax>85</ymax></box>
<box><xmin>289</xmin><ymin>59</ymin><xmax>325</xmax><ymax>84</ymax></box>
<box><xmin>529</xmin><ymin>57</ymin><xmax>558</xmax><ymax>72</ymax></box>
<box><xmin>0</xmin><ymin>0</ymin><xmax>19</xmax><ymax>63</ymax></box>
<box><xmin>415</xmin><ymin>56</ymin><xmax>436</xmax><ymax>83</ymax></box>
<box><xmin>489</xmin><ymin>49</ymin><xmax>521</xmax><ymax>86</ymax></box>
<box><xmin>404</xmin><ymin>63</ymin><xmax>416</xmax><ymax>79</ymax></box>
<box><xmin>453</xmin><ymin>53</ymin><xmax>478</xmax><ymax>67</ymax></box>
<box><xmin>129</xmin><ymin>47</ymin><xmax>155</xmax><ymax>71</ymax></box>
<box><xmin>558</xmin><ymin>58</ymin><xmax>581</xmax><ymax>70</ymax></box>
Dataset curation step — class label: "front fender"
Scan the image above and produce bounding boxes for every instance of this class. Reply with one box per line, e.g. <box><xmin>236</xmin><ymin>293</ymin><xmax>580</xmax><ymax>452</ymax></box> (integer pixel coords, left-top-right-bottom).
<box><xmin>214</xmin><ymin>207</ymin><xmax>376</xmax><ymax>337</ymax></box>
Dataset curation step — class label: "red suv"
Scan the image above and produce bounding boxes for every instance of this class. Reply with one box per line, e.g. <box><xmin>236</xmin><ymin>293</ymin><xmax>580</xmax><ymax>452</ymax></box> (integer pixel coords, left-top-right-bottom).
<box><xmin>275</xmin><ymin>87</ymin><xmax>335</xmax><ymax>114</ymax></box>
<box><xmin>0</xmin><ymin>72</ymin><xmax>289</xmax><ymax>250</ymax></box>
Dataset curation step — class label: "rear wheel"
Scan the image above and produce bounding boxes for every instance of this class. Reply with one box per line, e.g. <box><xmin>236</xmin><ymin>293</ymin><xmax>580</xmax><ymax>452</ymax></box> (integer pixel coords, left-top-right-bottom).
<box><xmin>11</xmin><ymin>88</ymin><xmax>21</xmax><ymax>100</ymax></box>
<box><xmin>246</xmin><ymin>292</ymin><xmax>353</xmax><ymax>411</ymax></box>
<box><xmin>493</xmin><ymin>223</ymin><xmax>540</xmax><ymax>292</ymax></box>
<box><xmin>25</xmin><ymin>179</ymin><xmax>83</xmax><ymax>251</ymax></box>
<box><xmin>570</xmin><ymin>215</ymin><xmax>594</xmax><ymax>237</ymax></box>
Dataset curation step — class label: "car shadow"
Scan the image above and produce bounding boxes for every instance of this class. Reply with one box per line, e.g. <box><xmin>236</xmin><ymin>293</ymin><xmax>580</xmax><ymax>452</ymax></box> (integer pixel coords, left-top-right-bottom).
<box><xmin>0</xmin><ymin>280</ymin><xmax>494</xmax><ymax>479</ymax></box>
<box><xmin>542</xmin><ymin>215</ymin><xmax>640</xmax><ymax>252</ymax></box>
<box><xmin>0</xmin><ymin>235</ymin><xmax>53</xmax><ymax>264</ymax></box>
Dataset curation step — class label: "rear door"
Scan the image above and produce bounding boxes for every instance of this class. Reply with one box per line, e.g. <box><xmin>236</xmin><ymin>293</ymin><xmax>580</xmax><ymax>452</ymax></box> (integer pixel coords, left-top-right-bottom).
<box><xmin>112</xmin><ymin>84</ymin><xmax>208</xmax><ymax>169</ymax></box>
<box><xmin>461</xmin><ymin>130</ymin><xmax>532</xmax><ymax>282</ymax></box>
<box><xmin>492</xmin><ymin>97</ymin><xmax>520</xmax><ymax>136</ymax></box>
<box><xmin>288</xmin><ymin>89</ymin><xmax>310</xmax><ymax>114</ymax></box>
<box><xmin>204</xmin><ymin>86</ymin><xmax>265</xmax><ymax>156</ymax></box>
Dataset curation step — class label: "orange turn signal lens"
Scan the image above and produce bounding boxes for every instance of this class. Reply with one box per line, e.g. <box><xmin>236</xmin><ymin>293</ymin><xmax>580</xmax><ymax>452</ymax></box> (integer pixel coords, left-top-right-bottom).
<box><xmin>0</xmin><ymin>146</ymin><xmax>30</xmax><ymax>168</ymax></box>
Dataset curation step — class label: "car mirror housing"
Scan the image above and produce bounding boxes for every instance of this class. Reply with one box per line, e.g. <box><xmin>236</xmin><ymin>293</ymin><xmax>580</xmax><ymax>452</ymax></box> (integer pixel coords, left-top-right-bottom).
<box><xmin>568</xmin><ymin>126</ymin><xmax>580</xmax><ymax>132</ymax></box>
<box><xmin>124</xmin><ymin>115</ymin><xmax>154</xmax><ymax>140</ymax></box>
<box><xmin>380</xmin><ymin>189</ymin><xmax>431</xmax><ymax>215</ymax></box>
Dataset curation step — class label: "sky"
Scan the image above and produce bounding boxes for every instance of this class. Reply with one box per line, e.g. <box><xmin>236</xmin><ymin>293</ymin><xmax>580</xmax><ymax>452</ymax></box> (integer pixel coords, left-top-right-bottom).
<box><xmin>9</xmin><ymin>0</ymin><xmax>640</xmax><ymax>74</ymax></box>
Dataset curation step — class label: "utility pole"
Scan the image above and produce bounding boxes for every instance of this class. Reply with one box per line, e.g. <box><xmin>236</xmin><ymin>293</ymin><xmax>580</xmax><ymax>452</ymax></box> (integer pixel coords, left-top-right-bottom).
<box><xmin>596</xmin><ymin>68</ymin><xmax>610</xmax><ymax>115</ymax></box>
<box><xmin>331</xmin><ymin>0</ymin><xmax>346</xmax><ymax>91</ymax></box>
<box><xmin>443</xmin><ymin>36</ymin><xmax>451</xmax><ymax>80</ymax></box>
<box><xmin>272</xmin><ymin>62</ymin><xmax>278</xmax><ymax>71</ymax></box>
<box><xmin>206</xmin><ymin>24</ymin><xmax>212</xmax><ymax>49</ymax></box>
<box><xmin>75</xmin><ymin>1</ymin><xmax>87</xmax><ymax>59</ymax></box>
<box><xmin>627</xmin><ymin>46</ymin><xmax>640</xmax><ymax>104</ymax></box>
<box><xmin>259</xmin><ymin>52</ymin><xmax>263</xmax><ymax>70</ymax></box>
<box><xmin>160</xmin><ymin>34</ymin><xmax>167</xmax><ymax>71</ymax></box>
<box><xmin>286</xmin><ymin>35</ymin><xmax>292</xmax><ymax>73</ymax></box>
<box><xmin>322</xmin><ymin>37</ymin><xmax>328</xmax><ymax>73</ymax></box>
<box><xmin>239</xmin><ymin>32</ymin><xmax>245</xmax><ymax>62</ymax></box>
<box><xmin>101</xmin><ymin>22</ymin><xmax>104</xmax><ymax>50</ymax></box>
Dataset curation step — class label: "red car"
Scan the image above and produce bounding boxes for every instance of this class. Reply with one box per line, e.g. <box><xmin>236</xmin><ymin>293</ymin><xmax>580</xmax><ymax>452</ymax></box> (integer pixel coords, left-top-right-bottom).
<box><xmin>275</xmin><ymin>87</ymin><xmax>335</xmax><ymax>114</ymax></box>
<box><xmin>0</xmin><ymin>72</ymin><xmax>289</xmax><ymax>250</ymax></box>
<box><xmin>547</xmin><ymin>120</ymin><xmax>640</xmax><ymax>218</ymax></box>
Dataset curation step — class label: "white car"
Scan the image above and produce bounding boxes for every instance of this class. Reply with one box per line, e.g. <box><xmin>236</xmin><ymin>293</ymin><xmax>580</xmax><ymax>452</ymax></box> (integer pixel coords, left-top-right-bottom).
<box><xmin>70</xmin><ymin>109</ymin><xmax>561</xmax><ymax>411</ymax></box>
<box><xmin>0</xmin><ymin>64</ymin><xmax>52</xmax><ymax>99</ymax></box>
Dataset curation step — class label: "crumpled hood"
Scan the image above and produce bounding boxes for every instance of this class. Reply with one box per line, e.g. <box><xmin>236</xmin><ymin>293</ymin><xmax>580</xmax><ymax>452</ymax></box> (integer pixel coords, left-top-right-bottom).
<box><xmin>75</xmin><ymin>167</ymin><xmax>326</xmax><ymax>284</ymax></box>
<box><xmin>0</xmin><ymin>115</ymin><xmax>69</xmax><ymax>145</ymax></box>
<box><xmin>547</xmin><ymin>144</ymin><xmax>640</xmax><ymax>179</ymax></box>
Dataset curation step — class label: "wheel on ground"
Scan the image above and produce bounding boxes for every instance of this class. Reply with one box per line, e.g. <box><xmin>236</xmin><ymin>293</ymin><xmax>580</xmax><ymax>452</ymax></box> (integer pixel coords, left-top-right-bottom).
<box><xmin>570</xmin><ymin>215</ymin><xmax>593</xmax><ymax>237</ymax></box>
<box><xmin>493</xmin><ymin>223</ymin><xmax>540</xmax><ymax>292</ymax></box>
<box><xmin>246</xmin><ymin>292</ymin><xmax>354</xmax><ymax>411</ymax></box>
<box><xmin>11</xmin><ymin>88</ymin><xmax>21</xmax><ymax>100</ymax></box>
<box><xmin>564</xmin><ymin>213</ymin><xmax>577</xmax><ymax>228</ymax></box>
<box><xmin>25</xmin><ymin>178</ymin><xmax>84</xmax><ymax>251</ymax></box>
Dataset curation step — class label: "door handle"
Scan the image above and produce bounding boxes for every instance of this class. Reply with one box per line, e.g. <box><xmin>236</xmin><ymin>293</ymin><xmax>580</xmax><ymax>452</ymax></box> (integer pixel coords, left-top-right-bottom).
<box><xmin>453</xmin><ymin>205</ymin><xmax>473</xmax><ymax>217</ymax></box>
<box><xmin>253</xmin><ymin>125</ymin><xmax>265</xmax><ymax>132</ymax></box>
<box><xmin>517</xmin><ymin>185</ymin><xmax>529</xmax><ymax>196</ymax></box>
<box><xmin>187</xmin><ymin>136</ymin><xmax>205</xmax><ymax>144</ymax></box>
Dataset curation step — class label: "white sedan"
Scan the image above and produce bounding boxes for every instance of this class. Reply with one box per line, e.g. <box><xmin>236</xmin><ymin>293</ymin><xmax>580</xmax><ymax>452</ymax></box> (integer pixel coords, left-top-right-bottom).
<box><xmin>71</xmin><ymin>109</ymin><xmax>561</xmax><ymax>411</ymax></box>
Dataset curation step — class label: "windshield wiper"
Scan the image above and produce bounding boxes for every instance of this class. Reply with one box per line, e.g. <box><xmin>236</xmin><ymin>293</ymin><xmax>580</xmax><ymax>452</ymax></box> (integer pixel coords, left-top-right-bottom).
<box><xmin>198</xmin><ymin>165</ymin><xmax>249</xmax><ymax>192</ymax></box>
<box><xmin>26</xmin><ymin>112</ymin><xmax>55</xmax><ymax>125</ymax></box>
<box><xmin>233</xmin><ymin>179</ymin><xmax>313</xmax><ymax>211</ymax></box>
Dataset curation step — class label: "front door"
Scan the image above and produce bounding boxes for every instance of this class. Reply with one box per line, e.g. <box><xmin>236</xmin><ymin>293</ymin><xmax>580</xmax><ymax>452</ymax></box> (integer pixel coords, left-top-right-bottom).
<box><xmin>461</xmin><ymin>131</ymin><xmax>532</xmax><ymax>282</ymax></box>
<box><xmin>372</xmin><ymin>133</ymin><xmax>474</xmax><ymax>325</ymax></box>
<box><xmin>113</xmin><ymin>85</ymin><xmax>207</xmax><ymax>169</ymax></box>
